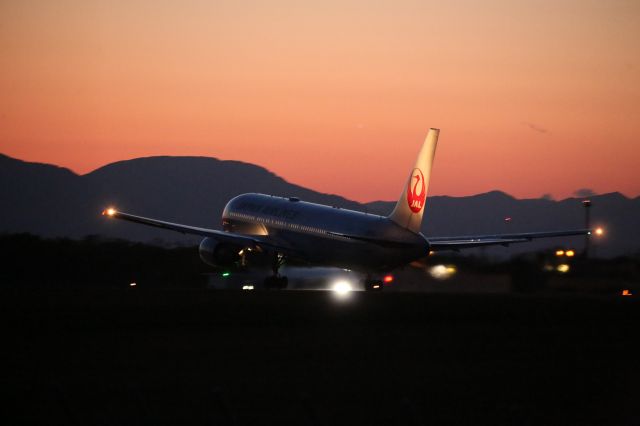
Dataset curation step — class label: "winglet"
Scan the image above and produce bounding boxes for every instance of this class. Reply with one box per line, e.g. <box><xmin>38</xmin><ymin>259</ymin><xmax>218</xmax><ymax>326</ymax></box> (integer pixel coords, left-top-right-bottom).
<box><xmin>388</xmin><ymin>129</ymin><xmax>439</xmax><ymax>233</ymax></box>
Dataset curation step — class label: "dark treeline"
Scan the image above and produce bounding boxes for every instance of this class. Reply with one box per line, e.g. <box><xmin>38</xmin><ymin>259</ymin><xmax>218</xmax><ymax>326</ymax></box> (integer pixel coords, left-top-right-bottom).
<box><xmin>1</xmin><ymin>233</ymin><xmax>638</xmax><ymax>293</ymax></box>
<box><xmin>426</xmin><ymin>250</ymin><xmax>639</xmax><ymax>293</ymax></box>
<box><xmin>0</xmin><ymin>233</ymin><xmax>208</xmax><ymax>288</ymax></box>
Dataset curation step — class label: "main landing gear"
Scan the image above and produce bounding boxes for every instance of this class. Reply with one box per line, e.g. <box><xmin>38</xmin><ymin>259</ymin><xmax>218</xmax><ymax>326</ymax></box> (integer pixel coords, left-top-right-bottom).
<box><xmin>264</xmin><ymin>252</ymin><xmax>288</xmax><ymax>290</ymax></box>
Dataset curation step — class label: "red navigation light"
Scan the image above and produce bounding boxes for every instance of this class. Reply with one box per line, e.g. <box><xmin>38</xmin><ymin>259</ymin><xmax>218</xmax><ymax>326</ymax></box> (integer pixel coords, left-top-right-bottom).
<box><xmin>383</xmin><ymin>274</ymin><xmax>394</xmax><ymax>283</ymax></box>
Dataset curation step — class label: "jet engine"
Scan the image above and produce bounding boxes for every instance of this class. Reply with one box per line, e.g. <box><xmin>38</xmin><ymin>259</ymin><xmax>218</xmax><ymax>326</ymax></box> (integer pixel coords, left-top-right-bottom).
<box><xmin>198</xmin><ymin>237</ymin><xmax>243</xmax><ymax>267</ymax></box>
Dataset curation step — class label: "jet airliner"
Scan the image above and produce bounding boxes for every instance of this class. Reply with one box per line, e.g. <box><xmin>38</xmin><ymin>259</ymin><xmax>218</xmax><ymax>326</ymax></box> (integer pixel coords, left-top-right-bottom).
<box><xmin>103</xmin><ymin>128</ymin><xmax>592</xmax><ymax>290</ymax></box>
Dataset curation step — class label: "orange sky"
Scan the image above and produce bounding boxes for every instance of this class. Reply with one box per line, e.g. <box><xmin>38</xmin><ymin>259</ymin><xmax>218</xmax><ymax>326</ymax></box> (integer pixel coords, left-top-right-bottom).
<box><xmin>1</xmin><ymin>0</ymin><xmax>639</xmax><ymax>202</ymax></box>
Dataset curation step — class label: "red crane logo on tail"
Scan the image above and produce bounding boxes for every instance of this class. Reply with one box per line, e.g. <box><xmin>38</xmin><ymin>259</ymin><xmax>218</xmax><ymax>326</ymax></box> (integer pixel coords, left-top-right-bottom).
<box><xmin>407</xmin><ymin>168</ymin><xmax>426</xmax><ymax>213</ymax></box>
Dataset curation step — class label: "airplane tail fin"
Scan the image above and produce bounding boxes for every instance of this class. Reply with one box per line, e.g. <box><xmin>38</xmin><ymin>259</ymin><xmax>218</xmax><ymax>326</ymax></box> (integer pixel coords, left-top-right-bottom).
<box><xmin>388</xmin><ymin>128</ymin><xmax>439</xmax><ymax>233</ymax></box>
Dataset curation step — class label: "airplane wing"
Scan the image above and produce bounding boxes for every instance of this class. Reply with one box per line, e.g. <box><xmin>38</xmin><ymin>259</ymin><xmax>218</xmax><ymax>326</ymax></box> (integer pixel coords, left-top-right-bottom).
<box><xmin>427</xmin><ymin>229</ymin><xmax>592</xmax><ymax>250</ymax></box>
<box><xmin>101</xmin><ymin>208</ymin><xmax>292</xmax><ymax>253</ymax></box>
<box><xmin>326</xmin><ymin>231</ymin><xmax>422</xmax><ymax>248</ymax></box>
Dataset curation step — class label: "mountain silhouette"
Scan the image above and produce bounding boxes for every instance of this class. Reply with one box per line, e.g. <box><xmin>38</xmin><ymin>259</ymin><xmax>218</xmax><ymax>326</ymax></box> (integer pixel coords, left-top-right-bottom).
<box><xmin>1</xmin><ymin>153</ymin><xmax>638</xmax><ymax>257</ymax></box>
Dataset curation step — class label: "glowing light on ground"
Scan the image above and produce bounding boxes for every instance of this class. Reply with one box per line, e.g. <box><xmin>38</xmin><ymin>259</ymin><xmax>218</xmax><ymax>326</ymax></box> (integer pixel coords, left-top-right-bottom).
<box><xmin>429</xmin><ymin>264</ymin><xmax>457</xmax><ymax>280</ymax></box>
<box><xmin>556</xmin><ymin>264</ymin><xmax>570</xmax><ymax>273</ymax></box>
<box><xmin>332</xmin><ymin>280</ymin><xmax>353</xmax><ymax>298</ymax></box>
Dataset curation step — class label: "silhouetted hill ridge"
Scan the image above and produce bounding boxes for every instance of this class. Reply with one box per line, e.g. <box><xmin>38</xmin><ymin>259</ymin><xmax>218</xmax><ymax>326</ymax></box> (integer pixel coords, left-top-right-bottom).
<box><xmin>0</xmin><ymin>153</ymin><xmax>77</xmax><ymax>181</ymax></box>
<box><xmin>1</xmin><ymin>153</ymin><xmax>638</xmax><ymax>257</ymax></box>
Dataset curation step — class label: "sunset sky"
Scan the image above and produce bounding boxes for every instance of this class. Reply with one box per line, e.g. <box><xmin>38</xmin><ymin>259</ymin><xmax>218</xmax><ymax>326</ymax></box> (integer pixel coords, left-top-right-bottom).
<box><xmin>1</xmin><ymin>0</ymin><xmax>638</xmax><ymax>202</ymax></box>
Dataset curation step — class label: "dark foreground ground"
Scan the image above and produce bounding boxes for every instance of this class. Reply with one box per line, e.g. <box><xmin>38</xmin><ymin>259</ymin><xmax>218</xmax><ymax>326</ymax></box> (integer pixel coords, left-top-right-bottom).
<box><xmin>1</xmin><ymin>288</ymin><xmax>638</xmax><ymax>426</ymax></box>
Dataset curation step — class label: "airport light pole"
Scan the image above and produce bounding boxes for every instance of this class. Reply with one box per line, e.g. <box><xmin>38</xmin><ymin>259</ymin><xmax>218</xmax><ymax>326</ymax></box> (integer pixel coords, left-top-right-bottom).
<box><xmin>582</xmin><ymin>199</ymin><xmax>591</xmax><ymax>258</ymax></box>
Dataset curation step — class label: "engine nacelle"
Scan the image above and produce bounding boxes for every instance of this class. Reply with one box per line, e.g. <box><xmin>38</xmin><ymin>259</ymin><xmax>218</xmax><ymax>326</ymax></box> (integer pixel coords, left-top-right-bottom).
<box><xmin>199</xmin><ymin>237</ymin><xmax>243</xmax><ymax>267</ymax></box>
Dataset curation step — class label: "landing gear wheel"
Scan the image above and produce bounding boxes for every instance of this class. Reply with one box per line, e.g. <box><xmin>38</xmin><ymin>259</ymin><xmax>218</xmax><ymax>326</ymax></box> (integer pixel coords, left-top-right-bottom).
<box><xmin>278</xmin><ymin>276</ymin><xmax>288</xmax><ymax>289</ymax></box>
<box><xmin>264</xmin><ymin>276</ymin><xmax>274</xmax><ymax>289</ymax></box>
<box><xmin>264</xmin><ymin>251</ymin><xmax>288</xmax><ymax>290</ymax></box>
<box><xmin>264</xmin><ymin>275</ymin><xmax>288</xmax><ymax>290</ymax></box>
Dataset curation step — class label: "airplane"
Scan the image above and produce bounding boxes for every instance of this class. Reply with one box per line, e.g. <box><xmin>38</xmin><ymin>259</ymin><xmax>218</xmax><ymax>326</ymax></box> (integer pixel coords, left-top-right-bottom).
<box><xmin>102</xmin><ymin>128</ymin><xmax>594</xmax><ymax>290</ymax></box>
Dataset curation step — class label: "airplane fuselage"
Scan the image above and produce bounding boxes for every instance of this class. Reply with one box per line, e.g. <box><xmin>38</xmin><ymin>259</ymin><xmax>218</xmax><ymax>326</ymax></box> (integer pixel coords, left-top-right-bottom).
<box><xmin>219</xmin><ymin>193</ymin><xmax>429</xmax><ymax>272</ymax></box>
<box><xmin>103</xmin><ymin>129</ymin><xmax>593</xmax><ymax>289</ymax></box>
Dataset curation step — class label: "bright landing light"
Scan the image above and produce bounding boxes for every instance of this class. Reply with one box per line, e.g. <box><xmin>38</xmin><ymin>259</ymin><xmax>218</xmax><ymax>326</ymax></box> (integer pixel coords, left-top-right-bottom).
<box><xmin>103</xmin><ymin>207</ymin><xmax>117</xmax><ymax>216</ymax></box>
<box><xmin>429</xmin><ymin>264</ymin><xmax>457</xmax><ymax>280</ymax></box>
<box><xmin>332</xmin><ymin>280</ymin><xmax>353</xmax><ymax>296</ymax></box>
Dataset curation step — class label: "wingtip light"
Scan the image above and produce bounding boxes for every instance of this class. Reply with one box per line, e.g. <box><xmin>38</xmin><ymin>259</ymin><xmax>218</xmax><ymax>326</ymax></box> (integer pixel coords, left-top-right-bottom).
<box><xmin>103</xmin><ymin>208</ymin><xmax>117</xmax><ymax>217</ymax></box>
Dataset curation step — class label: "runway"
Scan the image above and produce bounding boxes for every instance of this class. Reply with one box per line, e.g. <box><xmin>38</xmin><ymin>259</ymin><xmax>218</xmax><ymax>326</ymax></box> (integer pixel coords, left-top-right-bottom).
<box><xmin>1</xmin><ymin>288</ymin><xmax>638</xmax><ymax>425</ymax></box>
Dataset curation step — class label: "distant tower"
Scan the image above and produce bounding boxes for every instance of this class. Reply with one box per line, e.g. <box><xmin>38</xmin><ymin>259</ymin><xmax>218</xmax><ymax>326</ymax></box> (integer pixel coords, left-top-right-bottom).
<box><xmin>582</xmin><ymin>199</ymin><xmax>591</xmax><ymax>257</ymax></box>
